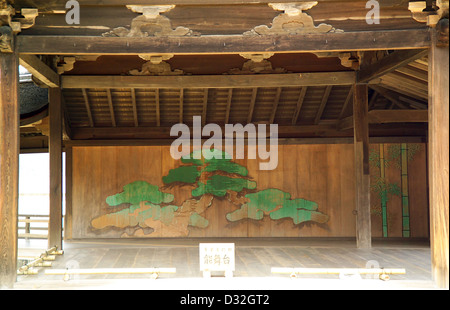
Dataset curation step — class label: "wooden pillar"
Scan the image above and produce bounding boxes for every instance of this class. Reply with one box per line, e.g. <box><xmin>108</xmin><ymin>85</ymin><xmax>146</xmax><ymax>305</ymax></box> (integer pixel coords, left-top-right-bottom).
<box><xmin>0</xmin><ymin>27</ymin><xmax>19</xmax><ymax>289</ymax></box>
<box><xmin>48</xmin><ymin>88</ymin><xmax>63</xmax><ymax>250</ymax></box>
<box><xmin>428</xmin><ymin>19</ymin><xmax>449</xmax><ymax>289</ymax></box>
<box><xmin>353</xmin><ymin>84</ymin><xmax>371</xmax><ymax>249</ymax></box>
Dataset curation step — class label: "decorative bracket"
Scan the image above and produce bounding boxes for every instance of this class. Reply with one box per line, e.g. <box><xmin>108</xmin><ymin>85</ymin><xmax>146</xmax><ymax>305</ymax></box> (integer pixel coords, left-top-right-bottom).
<box><xmin>129</xmin><ymin>54</ymin><xmax>185</xmax><ymax>75</ymax></box>
<box><xmin>408</xmin><ymin>1</ymin><xmax>448</xmax><ymax>26</ymax></box>
<box><xmin>54</xmin><ymin>55</ymin><xmax>100</xmax><ymax>74</ymax></box>
<box><xmin>103</xmin><ymin>5</ymin><xmax>194</xmax><ymax>37</ymax></box>
<box><xmin>228</xmin><ymin>53</ymin><xmax>287</xmax><ymax>74</ymax></box>
<box><xmin>244</xmin><ymin>2</ymin><xmax>342</xmax><ymax>36</ymax></box>
<box><xmin>1</xmin><ymin>3</ymin><xmax>38</xmax><ymax>52</ymax></box>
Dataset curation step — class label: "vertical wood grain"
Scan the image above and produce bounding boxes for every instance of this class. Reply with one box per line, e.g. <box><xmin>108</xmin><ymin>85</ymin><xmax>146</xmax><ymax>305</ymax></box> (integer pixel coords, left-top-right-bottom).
<box><xmin>48</xmin><ymin>88</ymin><xmax>63</xmax><ymax>250</ymax></box>
<box><xmin>353</xmin><ymin>84</ymin><xmax>371</xmax><ymax>249</ymax></box>
<box><xmin>0</xmin><ymin>36</ymin><xmax>19</xmax><ymax>289</ymax></box>
<box><xmin>428</xmin><ymin>26</ymin><xmax>449</xmax><ymax>289</ymax></box>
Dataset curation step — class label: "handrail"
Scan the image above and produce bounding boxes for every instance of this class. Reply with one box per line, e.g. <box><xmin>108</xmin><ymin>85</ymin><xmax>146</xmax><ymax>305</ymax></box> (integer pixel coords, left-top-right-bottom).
<box><xmin>18</xmin><ymin>214</ymin><xmax>64</xmax><ymax>240</ymax></box>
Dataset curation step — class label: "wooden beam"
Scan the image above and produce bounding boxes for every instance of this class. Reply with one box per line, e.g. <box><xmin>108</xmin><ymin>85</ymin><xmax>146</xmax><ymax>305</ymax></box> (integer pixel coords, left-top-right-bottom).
<box><xmin>338</xmin><ymin>86</ymin><xmax>354</xmax><ymax>120</ymax></box>
<box><xmin>18</xmin><ymin>54</ymin><xmax>59</xmax><ymax>88</ymax></box>
<box><xmin>225</xmin><ymin>88</ymin><xmax>232</xmax><ymax>124</ymax></box>
<box><xmin>292</xmin><ymin>87</ymin><xmax>307</xmax><ymax>125</ymax></box>
<box><xmin>61</xmin><ymin>72</ymin><xmax>356</xmax><ymax>89</ymax></box>
<box><xmin>369</xmin><ymin>85</ymin><xmax>411</xmax><ymax>109</ymax></box>
<box><xmin>428</xmin><ymin>24</ymin><xmax>449</xmax><ymax>290</ymax></box>
<box><xmin>131</xmin><ymin>88</ymin><xmax>138</xmax><ymax>127</ymax></box>
<box><xmin>202</xmin><ymin>88</ymin><xmax>208</xmax><ymax>126</ymax></box>
<box><xmin>81</xmin><ymin>89</ymin><xmax>94</xmax><ymax>127</ymax></box>
<box><xmin>155</xmin><ymin>88</ymin><xmax>160</xmax><ymax>127</ymax></box>
<box><xmin>358</xmin><ymin>49</ymin><xmax>429</xmax><ymax>83</ymax></box>
<box><xmin>338</xmin><ymin>109</ymin><xmax>428</xmax><ymax>130</ymax></box>
<box><xmin>17</xmin><ymin>30</ymin><xmax>431</xmax><ymax>55</ymax></box>
<box><xmin>247</xmin><ymin>88</ymin><xmax>257</xmax><ymax>124</ymax></box>
<box><xmin>179</xmin><ymin>88</ymin><xmax>184</xmax><ymax>124</ymax></box>
<box><xmin>69</xmin><ymin>123</ymin><xmax>428</xmax><ymax>140</ymax></box>
<box><xmin>0</xmin><ymin>37</ymin><xmax>19</xmax><ymax>289</ymax></box>
<box><xmin>106</xmin><ymin>89</ymin><xmax>116</xmax><ymax>127</ymax></box>
<box><xmin>353</xmin><ymin>84</ymin><xmax>371</xmax><ymax>249</ymax></box>
<box><xmin>269</xmin><ymin>87</ymin><xmax>282</xmax><ymax>124</ymax></box>
<box><xmin>314</xmin><ymin>85</ymin><xmax>332</xmax><ymax>125</ymax></box>
<box><xmin>48</xmin><ymin>87</ymin><xmax>63</xmax><ymax>250</ymax></box>
<box><xmin>14</xmin><ymin>0</ymin><xmax>389</xmax><ymax>9</ymax></box>
<box><xmin>368</xmin><ymin>91</ymin><xmax>379</xmax><ymax>110</ymax></box>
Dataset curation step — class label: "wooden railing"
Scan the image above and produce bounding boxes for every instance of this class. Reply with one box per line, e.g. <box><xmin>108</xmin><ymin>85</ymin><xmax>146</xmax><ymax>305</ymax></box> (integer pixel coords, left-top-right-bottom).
<box><xmin>18</xmin><ymin>214</ymin><xmax>49</xmax><ymax>239</ymax></box>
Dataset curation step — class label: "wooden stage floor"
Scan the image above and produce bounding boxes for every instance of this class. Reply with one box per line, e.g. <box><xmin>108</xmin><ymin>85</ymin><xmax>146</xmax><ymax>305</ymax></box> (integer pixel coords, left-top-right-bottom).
<box><xmin>14</xmin><ymin>238</ymin><xmax>438</xmax><ymax>290</ymax></box>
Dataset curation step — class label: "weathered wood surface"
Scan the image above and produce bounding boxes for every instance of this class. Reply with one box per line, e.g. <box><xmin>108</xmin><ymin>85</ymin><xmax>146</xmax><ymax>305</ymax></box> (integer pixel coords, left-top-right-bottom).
<box><xmin>0</xmin><ymin>38</ymin><xmax>19</xmax><ymax>289</ymax></box>
<box><xmin>19</xmin><ymin>2</ymin><xmax>423</xmax><ymax>36</ymax></box>
<box><xmin>15</xmin><ymin>239</ymin><xmax>433</xmax><ymax>288</ymax></box>
<box><xmin>428</xmin><ymin>25</ymin><xmax>449</xmax><ymax>290</ymax></box>
<box><xmin>67</xmin><ymin>144</ymin><xmax>429</xmax><ymax>239</ymax></box>
<box><xmin>48</xmin><ymin>88</ymin><xmax>63</xmax><ymax>250</ymax></box>
<box><xmin>17</xmin><ymin>29</ymin><xmax>431</xmax><ymax>55</ymax></box>
<box><xmin>61</xmin><ymin>73</ymin><xmax>357</xmax><ymax>89</ymax></box>
<box><xmin>358</xmin><ymin>49</ymin><xmax>429</xmax><ymax>83</ymax></box>
<box><xmin>19</xmin><ymin>55</ymin><xmax>59</xmax><ymax>87</ymax></box>
<box><xmin>353</xmin><ymin>84</ymin><xmax>371</xmax><ymax>249</ymax></box>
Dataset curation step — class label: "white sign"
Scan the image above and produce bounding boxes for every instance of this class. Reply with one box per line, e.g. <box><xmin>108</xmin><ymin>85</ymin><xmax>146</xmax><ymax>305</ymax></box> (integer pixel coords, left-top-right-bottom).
<box><xmin>199</xmin><ymin>243</ymin><xmax>235</xmax><ymax>274</ymax></box>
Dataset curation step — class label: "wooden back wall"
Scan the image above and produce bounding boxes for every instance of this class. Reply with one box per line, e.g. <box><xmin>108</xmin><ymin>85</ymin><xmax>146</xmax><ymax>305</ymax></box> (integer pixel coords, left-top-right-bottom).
<box><xmin>68</xmin><ymin>143</ymin><xmax>429</xmax><ymax>239</ymax></box>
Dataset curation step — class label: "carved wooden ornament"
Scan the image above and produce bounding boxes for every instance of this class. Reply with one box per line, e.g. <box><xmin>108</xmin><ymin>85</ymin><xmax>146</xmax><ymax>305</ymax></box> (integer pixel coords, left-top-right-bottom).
<box><xmin>228</xmin><ymin>53</ymin><xmax>287</xmax><ymax>74</ymax></box>
<box><xmin>129</xmin><ymin>54</ymin><xmax>184</xmax><ymax>76</ymax></box>
<box><xmin>244</xmin><ymin>2</ymin><xmax>342</xmax><ymax>36</ymax></box>
<box><xmin>103</xmin><ymin>5</ymin><xmax>194</xmax><ymax>37</ymax></box>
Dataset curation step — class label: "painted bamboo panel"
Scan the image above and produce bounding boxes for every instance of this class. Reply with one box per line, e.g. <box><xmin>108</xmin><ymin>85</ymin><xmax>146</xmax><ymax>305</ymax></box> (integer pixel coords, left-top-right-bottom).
<box><xmin>70</xmin><ymin>143</ymin><xmax>428</xmax><ymax>239</ymax></box>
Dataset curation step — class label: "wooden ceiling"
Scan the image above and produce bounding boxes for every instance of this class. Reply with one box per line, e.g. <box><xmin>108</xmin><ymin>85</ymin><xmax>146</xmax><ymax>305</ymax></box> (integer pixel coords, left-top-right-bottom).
<box><xmin>15</xmin><ymin>0</ymin><xmax>432</xmax><ymax>150</ymax></box>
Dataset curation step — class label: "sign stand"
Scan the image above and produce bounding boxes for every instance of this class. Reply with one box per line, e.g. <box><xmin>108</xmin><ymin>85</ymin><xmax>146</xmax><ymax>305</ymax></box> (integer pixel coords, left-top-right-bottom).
<box><xmin>199</xmin><ymin>243</ymin><xmax>235</xmax><ymax>278</ymax></box>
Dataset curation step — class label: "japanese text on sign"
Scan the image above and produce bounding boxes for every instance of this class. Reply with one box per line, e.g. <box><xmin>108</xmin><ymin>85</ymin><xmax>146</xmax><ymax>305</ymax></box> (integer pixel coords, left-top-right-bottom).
<box><xmin>199</xmin><ymin>243</ymin><xmax>235</xmax><ymax>272</ymax></box>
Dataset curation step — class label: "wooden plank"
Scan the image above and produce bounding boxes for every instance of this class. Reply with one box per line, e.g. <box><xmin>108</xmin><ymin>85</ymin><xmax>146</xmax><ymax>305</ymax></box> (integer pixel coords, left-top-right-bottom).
<box><xmin>48</xmin><ymin>88</ymin><xmax>63</xmax><ymax>250</ymax></box>
<box><xmin>18</xmin><ymin>54</ymin><xmax>60</xmax><ymax>88</ymax></box>
<box><xmin>358</xmin><ymin>49</ymin><xmax>429</xmax><ymax>83</ymax></box>
<box><xmin>61</xmin><ymin>72</ymin><xmax>356</xmax><ymax>89</ymax></box>
<box><xmin>81</xmin><ymin>89</ymin><xmax>94</xmax><ymax>127</ymax></box>
<box><xmin>314</xmin><ymin>85</ymin><xmax>332</xmax><ymax>125</ymax></box>
<box><xmin>17</xmin><ymin>30</ymin><xmax>431</xmax><ymax>55</ymax></box>
<box><xmin>353</xmin><ymin>84</ymin><xmax>371</xmax><ymax>249</ymax></box>
<box><xmin>428</xmin><ymin>25</ymin><xmax>449</xmax><ymax>289</ymax></box>
<box><xmin>0</xmin><ymin>38</ymin><xmax>19</xmax><ymax>289</ymax></box>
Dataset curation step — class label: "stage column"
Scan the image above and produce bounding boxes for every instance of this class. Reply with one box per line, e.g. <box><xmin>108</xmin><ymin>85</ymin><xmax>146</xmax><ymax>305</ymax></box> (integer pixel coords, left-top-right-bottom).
<box><xmin>0</xmin><ymin>25</ymin><xmax>19</xmax><ymax>289</ymax></box>
<box><xmin>48</xmin><ymin>87</ymin><xmax>63</xmax><ymax>250</ymax></box>
<box><xmin>353</xmin><ymin>84</ymin><xmax>371</xmax><ymax>249</ymax></box>
<box><xmin>428</xmin><ymin>17</ymin><xmax>449</xmax><ymax>289</ymax></box>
